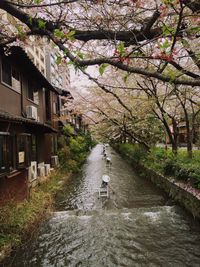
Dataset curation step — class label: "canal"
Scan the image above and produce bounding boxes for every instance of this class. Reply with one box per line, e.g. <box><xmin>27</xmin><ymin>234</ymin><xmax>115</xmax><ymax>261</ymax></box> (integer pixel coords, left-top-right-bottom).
<box><xmin>4</xmin><ymin>144</ymin><xmax>200</xmax><ymax>266</ymax></box>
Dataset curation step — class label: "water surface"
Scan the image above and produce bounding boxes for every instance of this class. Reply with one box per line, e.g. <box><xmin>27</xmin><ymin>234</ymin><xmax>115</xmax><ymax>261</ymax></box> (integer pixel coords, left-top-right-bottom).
<box><xmin>4</xmin><ymin>144</ymin><xmax>200</xmax><ymax>267</ymax></box>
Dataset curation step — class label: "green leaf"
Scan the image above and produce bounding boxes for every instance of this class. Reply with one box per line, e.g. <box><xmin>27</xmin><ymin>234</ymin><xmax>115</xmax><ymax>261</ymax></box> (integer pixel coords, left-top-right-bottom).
<box><xmin>76</xmin><ymin>52</ymin><xmax>84</xmax><ymax>59</ymax></box>
<box><xmin>68</xmin><ymin>36</ymin><xmax>75</xmax><ymax>42</ymax></box>
<box><xmin>38</xmin><ymin>19</ymin><xmax>46</xmax><ymax>29</ymax></box>
<box><xmin>99</xmin><ymin>63</ymin><xmax>109</xmax><ymax>76</ymax></box>
<box><xmin>162</xmin><ymin>25</ymin><xmax>175</xmax><ymax>36</ymax></box>
<box><xmin>181</xmin><ymin>39</ymin><xmax>189</xmax><ymax>48</ymax></box>
<box><xmin>56</xmin><ymin>56</ymin><xmax>62</xmax><ymax>65</ymax></box>
<box><xmin>123</xmin><ymin>73</ymin><xmax>129</xmax><ymax>82</ymax></box>
<box><xmin>16</xmin><ymin>25</ymin><xmax>26</xmax><ymax>38</ymax></box>
<box><xmin>162</xmin><ymin>0</ymin><xmax>173</xmax><ymax>6</ymax></box>
<box><xmin>165</xmin><ymin>66</ymin><xmax>179</xmax><ymax>82</ymax></box>
<box><xmin>67</xmin><ymin>30</ymin><xmax>76</xmax><ymax>37</ymax></box>
<box><xmin>28</xmin><ymin>17</ymin><xmax>33</xmax><ymax>25</ymax></box>
<box><xmin>67</xmin><ymin>61</ymin><xmax>74</xmax><ymax>65</ymax></box>
<box><xmin>117</xmin><ymin>42</ymin><xmax>125</xmax><ymax>56</ymax></box>
<box><xmin>189</xmin><ymin>27</ymin><xmax>200</xmax><ymax>33</ymax></box>
<box><xmin>54</xmin><ymin>29</ymin><xmax>65</xmax><ymax>39</ymax></box>
<box><xmin>64</xmin><ymin>30</ymin><xmax>76</xmax><ymax>41</ymax></box>
<box><xmin>34</xmin><ymin>0</ymin><xmax>42</xmax><ymax>3</ymax></box>
<box><xmin>160</xmin><ymin>39</ymin><xmax>170</xmax><ymax>49</ymax></box>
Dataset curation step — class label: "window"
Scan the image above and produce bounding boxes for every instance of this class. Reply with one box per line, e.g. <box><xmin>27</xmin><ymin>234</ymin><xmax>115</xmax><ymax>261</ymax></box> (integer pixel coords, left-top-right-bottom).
<box><xmin>31</xmin><ymin>135</ymin><xmax>37</xmax><ymax>161</ymax></box>
<box><xmin>16</xmin><ymin>134</ymin><xmax>31</xmax><ymax>169</ymax></box>
<box><xmin>36</xmin><ymin>48</ymin><xmax>39</xmax><ymax>57</ymax></box>
<box><xmin>1</xmin><ymin>56</ymin><xmax>21</xmax><ymax>92</ymax></box>
<box><xmin>41</xmin><ymin>67</ymin><xmax>45</xmax><ymax>75</ymax></box>
<box><xmin>11</xmin><ymin>67</ymin><xmax>21</xmax><ymax>93</ymax></box>
<box><xmin>45</xmin><ymin>89</ymin><xmax>51</xmax><ymax>121</ymax></box>
<box><xmin>0</xmin><ymin>133</ymin><xmax>11</xmax><ymax>175</ymax></box>
<box><xmin>53</xmin><ymin>101</ymin><xmax>59</xmax><ymax>115</ymax></box>
<box><xmin>2</xmin><ymin>58</ymin><xmax>11</xmax><ymax>86</ymax></box>
<box><xmin>53</xmin><ymin>135</ymin><xmax>58</xmax><ymax>154</ymax></box>
<box><xmin>0</xmin><ymin>133</ymin><xmax>33</xmax><ymax>174</ymax></box>
<box><xmin>50</xmin><ymin>54</ymin><xmax>55</xmax><ymax>64</ymax></box>
<box><xmin>40</xmin><ymin>54</ymin><xmax>44</xmax><ymax>63</ymax></box>
<box><xmin>27</xmin><ymin>81</ymin><xmax>39</xmax><ymax>104</ymax></box>
<box><xmin>55</xmin><ymin>79</ymin><xmax>59</xmax><ymax>87</ymax></box>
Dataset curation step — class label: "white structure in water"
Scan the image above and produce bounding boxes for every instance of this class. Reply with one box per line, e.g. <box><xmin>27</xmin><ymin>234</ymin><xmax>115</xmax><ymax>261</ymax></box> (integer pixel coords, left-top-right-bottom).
<box><xmin>106</xmin><ymin>157</ymin><xmax>111</xmax><ymax>164</ymax></box>
<box><xmin>99</xmin><ymin>175</ymin><xmax>110</xmax><ymax>198</ymax></box>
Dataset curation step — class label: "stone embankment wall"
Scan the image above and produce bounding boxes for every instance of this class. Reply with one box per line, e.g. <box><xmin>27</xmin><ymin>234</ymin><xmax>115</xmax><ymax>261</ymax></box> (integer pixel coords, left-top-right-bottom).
<box><xmin>134</xmin><ymin>163</ymin><xmax>200</xmax><ymax>219</ymax></box>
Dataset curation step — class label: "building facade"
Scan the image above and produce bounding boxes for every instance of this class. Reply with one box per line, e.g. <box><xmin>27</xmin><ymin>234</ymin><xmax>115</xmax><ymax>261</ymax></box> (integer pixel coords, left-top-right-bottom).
<box><xmin>0</xmin><ymin>46</ymin><xmax>61</xmax><ymax>204</ymax></box>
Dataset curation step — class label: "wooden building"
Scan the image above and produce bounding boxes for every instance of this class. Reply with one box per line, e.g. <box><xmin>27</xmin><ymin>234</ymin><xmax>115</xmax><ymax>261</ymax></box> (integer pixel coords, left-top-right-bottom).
<box><xmin>0</xmin><ymin>46</ymin><xmax>63</xmax><ymax>204</ymax></box>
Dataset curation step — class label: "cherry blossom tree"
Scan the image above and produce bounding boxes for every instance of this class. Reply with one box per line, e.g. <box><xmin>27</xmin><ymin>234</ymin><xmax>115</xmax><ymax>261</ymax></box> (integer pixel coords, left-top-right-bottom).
<box><xmin>0</xmin><ymin>0</ymin><xmax>200</xmax><ymax>87</ymax></box>
<box><xmin>1</xmin><ymin>0</ymin><xmax>200</xmax><ymax>153</ymax></box>
<box><xmin>72</xmin><ymin>83</ymin><xmax>164</xmax><ymax>149</ymax></box>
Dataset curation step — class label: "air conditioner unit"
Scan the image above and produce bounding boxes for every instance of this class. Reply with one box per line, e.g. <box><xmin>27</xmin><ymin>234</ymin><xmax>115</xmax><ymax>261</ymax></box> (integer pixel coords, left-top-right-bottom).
<box><xmin>26</xmin><ymin>105</ymin><xmax>38</xmax><ymax>120</ymax></box>
<box><xmin>28</xmin><ymin>161</ymin><xmax>37</xmax><ymax>182</ymax></box>
<box><xmin>38</xmin><ymin>166</ymin><xmax>45</xmax><ymax>177</ymax></box>
<box><xmin>44</xmin><ymin>164</ymin><xmax>51</xmax><ymax>176</ymax></box>
<box><xmin>51</xmin><ymin>155</ymin><xmax>59</xmax><ymax>167</ymax></box>
<box><xmin>38</xmin><ymin>162</ymin><xmax>45</xmax><ymax>168</ymax></box>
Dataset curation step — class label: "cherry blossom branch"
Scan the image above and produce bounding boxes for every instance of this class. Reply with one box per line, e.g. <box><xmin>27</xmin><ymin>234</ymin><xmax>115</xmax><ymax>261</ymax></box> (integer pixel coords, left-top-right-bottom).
<box><xmin>5</xmin><ymin>0</ymin><xmax>78</xmax><ymax>8</ymax></box>
<box><xmin>1</xmin><ymin>0</ymin><xmax>200</xmax><ymax>87</ymax></box>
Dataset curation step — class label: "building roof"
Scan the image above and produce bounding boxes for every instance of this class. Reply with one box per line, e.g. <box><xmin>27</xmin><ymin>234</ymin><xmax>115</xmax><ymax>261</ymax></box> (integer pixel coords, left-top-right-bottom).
<box><xmin>0</xmin><ymin>46</ymin><xmax>58</xmax><ymax>93</ymax></box>
<box><xmin>54</xmin><ymin>86</ymin><xmax>73</xmax><ymax>98</ymax></box>
<box><xmin>0</xmin><ymin>109</ymin><xmax>57</xmax><ymax>133</ymax></box>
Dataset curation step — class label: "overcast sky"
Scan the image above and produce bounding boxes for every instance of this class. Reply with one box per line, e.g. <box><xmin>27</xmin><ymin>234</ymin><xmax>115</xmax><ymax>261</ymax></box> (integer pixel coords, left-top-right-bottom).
<box><xmin>70</xmin><ymin>65</ymin><xmax>99</xmax><ymax>94</ymax></box>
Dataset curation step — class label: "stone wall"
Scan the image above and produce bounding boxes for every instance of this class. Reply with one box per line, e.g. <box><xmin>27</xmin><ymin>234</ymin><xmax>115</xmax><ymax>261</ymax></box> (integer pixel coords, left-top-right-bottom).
<box><xmin>134</xmin><ymin>162</ymin><xmax>200</xmax><ymax>219</ymax></box>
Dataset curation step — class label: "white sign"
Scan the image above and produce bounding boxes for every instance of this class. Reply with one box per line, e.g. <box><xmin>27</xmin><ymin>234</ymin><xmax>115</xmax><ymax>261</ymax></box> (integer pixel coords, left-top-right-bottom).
<box><xmin>18</xmin><ymin>151</ymin><xmax>25</xmax><ymax>163</ymax></box>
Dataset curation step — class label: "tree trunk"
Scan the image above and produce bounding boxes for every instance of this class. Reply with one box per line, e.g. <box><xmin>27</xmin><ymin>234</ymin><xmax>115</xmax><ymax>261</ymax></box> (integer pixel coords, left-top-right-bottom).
<box><xmin>172</xmin><ymin>118</ymin><xmax>179</xmax><ymax>155</ymax></box>
<box><xmin>162</xmin><ymin>117</ymin><xmax>178</xmax><ymax>155</ymax></box>
<box><xmin>185</xmin><ymin>116</ymin><xmax>193</xmax><ymax>158</ymax></box>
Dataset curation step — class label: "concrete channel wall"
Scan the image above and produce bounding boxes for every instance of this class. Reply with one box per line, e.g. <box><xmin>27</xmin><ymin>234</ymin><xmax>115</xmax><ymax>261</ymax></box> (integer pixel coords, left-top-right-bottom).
<box><xmin>134</xmin><ymin>163</ymin><xmax>200</xmax><ymax>220</ymax></box>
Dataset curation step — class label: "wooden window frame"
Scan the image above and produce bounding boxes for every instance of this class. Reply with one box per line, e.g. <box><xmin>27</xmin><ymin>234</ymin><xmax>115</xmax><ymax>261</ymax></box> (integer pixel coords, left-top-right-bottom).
<box><xmin>27</xmin><ymin>81</ymin><xmax>39</xmax><ymax>105</ymax></box>
<box><xmin>1</xmin><ymin>56</ymin><xmax>21</xmax><ymax>93</ymax></box>
<box><xmin>0</xmin><ymin>132</ymin><xmax>11</xmax><ymax>176</ymax></box>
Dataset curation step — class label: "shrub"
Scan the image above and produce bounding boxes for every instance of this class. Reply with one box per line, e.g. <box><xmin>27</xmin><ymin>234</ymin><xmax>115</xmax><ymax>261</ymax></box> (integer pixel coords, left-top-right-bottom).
<box><xmin>174</xmin><ymin>166</ymin><xmax>190</xmax><ymax>181</ymax></box>
<box><xmin>70</xmin><ymin>136</ymin><xmax>86</xmax><ymax>157</ymax></box>
<box><xmin>116</xmin><ymin>143</ymin><xmax>200</xmax><ymax>189</ymax></box>
<box><xmin>57</xmin><ymin>146</ymin><xmax>71</xmax><ymax>167</ymax></box>
<box><xmin>163</xmin><ymin>158</ymin><xmax>178</xmax><ymax>176</ymax></box>
<box><xmin>117</xmin><ymin>143</ymin><xmax>147</xmax><ymax>163</ymax></box>
<box><xmin>0</xmin><ymin>171</ymin><xmax>65</xmax><ymax>251</ymax></box>
<box><xmin>150</xmin><ymin>147</ymin><xmax>167</xmax><ymax>161</ymax></box>
<box><xmin>63</xmin><ymin>124</ymin><xmax>74</xmax><ymax>136</ymax></box>
<box><xmin>58</xmin><ymin>130</ymin><xmax>92</xmax><ymax>172</ymax></box>
<box><xmin>66</xmin><ymin>159</ymin><xmax>78</xmax><ymax>172</ymax></box>
<box><xmin>132</xmin><ymin>144</ymin><xmax>147</xmax><ymax>163</ymax></box>
<box><xmin>187</xmin><ymin>169</ymin><xmax>200</xmax><ymax>188</ymax></box>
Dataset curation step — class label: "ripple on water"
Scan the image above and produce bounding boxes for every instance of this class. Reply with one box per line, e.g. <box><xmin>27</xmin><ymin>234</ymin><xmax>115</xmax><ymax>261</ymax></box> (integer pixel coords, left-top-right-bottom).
<box><xmin>9</xmin><ymin>206</ymin><xmax>200</xmax><ymax>267</ymax></box>
<box><xmin>5</xmin><ymin>145</ymin><xmax>200</xmax><ymax>267</ymax></box>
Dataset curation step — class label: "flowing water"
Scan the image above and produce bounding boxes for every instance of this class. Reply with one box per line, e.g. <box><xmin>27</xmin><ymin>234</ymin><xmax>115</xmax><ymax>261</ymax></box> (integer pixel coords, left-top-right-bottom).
<box><xmin>4</xmin><ymin>144</ymin><xmax>200</xmax><ymax>267</ymax></box>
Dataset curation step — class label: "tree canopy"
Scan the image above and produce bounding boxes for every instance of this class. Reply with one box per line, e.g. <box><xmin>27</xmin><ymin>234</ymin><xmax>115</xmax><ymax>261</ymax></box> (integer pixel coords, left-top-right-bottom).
<box><xmin>2</xmin><ymin>0</ymin><xmax>200</xmax><ymax>155</ymax></box>
<box><xmin>0</xmin><ymin>0</ymin><xmax>200</xmax><ymax>87</ymax></box>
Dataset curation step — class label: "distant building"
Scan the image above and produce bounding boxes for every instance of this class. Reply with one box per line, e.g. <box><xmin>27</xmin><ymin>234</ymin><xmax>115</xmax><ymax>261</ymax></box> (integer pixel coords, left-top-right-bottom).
<box><xmin>0</xmin><ymin>10</ymin><xmax>70</xmax><ymax>89</ymax></box>
<box><xmin>26</xmin><ymin>41</ymin><xmax>46</xmax><ymax>76</ymax></box>
<box><xmin>45</xmin><ymin>47</ymin><xmax>70</xmax><ymax>88</ymax></box>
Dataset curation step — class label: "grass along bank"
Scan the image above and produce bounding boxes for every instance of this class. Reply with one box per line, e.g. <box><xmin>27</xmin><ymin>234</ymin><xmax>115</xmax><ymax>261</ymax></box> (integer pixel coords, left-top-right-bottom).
<box><xmin>115</xmin><ymin>143</ymin><xmax>200</xmax><ymax>191</ymax></box>
<box><xmin>0</xmin><ymin>127</ymin><xmax>95</xmax><ymax>262</ymax></box>
<box><xmin>114</xmin><ymin>143</ymin><xmax>200</xmax><ymax>218</ymax></box>
<box><xmin>0</xmin><ymin>170</ymin><xmax>70</xmax><ymax>261</ymax></box>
